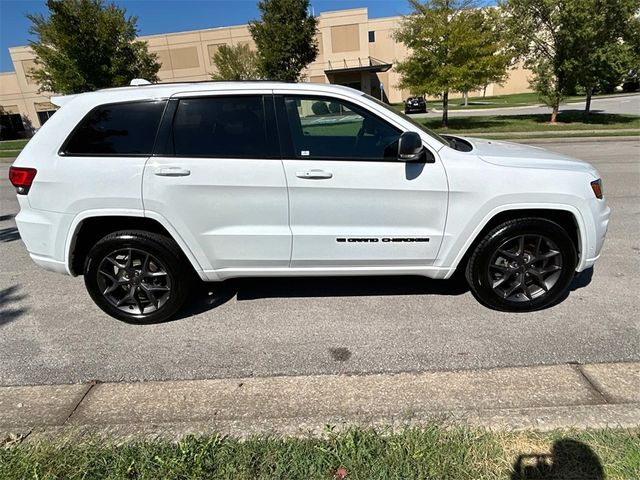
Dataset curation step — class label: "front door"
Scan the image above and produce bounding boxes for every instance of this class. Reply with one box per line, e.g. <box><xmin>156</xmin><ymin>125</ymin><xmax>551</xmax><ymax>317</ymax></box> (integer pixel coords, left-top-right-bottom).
<box><xmin>276</xmin><ymin>93</ymin><xmax>449</xmax><ymax>268</ymax></box>
<box><xmin>143</xmin><ymin>93</ymin><xmax>291</xmax><ymax>274</ymax></box>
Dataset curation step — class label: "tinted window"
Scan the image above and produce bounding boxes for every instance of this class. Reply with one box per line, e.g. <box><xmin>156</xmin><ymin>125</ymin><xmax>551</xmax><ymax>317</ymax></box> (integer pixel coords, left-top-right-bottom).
<box><xmin>284</xmin><ymin>96</ymin><xmax>400</xmax><ymax>160</ymax></box>
<box><xmin>172</xmin><ymin>96</ymin><xmax>277</xmax><ymax>158</ymax></box>
<box><xmin>64</xmin><ymin>101</ymin><xmax>166</xmax><ymax>155</ymax></box>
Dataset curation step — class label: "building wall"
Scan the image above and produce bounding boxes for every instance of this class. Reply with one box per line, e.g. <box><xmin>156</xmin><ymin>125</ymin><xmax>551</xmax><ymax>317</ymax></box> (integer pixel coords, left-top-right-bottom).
<box><xmin>0</xmin><ymin>7</ymin><xmax>532</xmax><ymax>133</ymax></box>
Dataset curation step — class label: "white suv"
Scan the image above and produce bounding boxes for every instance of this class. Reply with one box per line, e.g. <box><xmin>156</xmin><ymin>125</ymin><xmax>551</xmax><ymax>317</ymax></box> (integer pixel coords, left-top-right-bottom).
<box><xmin>9</xmin><ymin>82</ymin><xmax>610</xmax><ymax>323</ymax></box>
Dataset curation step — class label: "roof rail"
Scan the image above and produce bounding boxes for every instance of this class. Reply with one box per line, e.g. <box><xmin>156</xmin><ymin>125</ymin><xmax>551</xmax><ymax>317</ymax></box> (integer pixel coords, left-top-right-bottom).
<box><xmin>130</xmin><ymin>78</ymin><xmax>152</xmax><ymax>86</ymax></box>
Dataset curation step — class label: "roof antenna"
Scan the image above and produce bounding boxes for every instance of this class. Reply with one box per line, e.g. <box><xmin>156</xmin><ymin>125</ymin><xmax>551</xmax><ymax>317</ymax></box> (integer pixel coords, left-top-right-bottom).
<box><xmin>130</xmin><ymin>78</ymin><xmax>151</xmax><ymax>86</ymax></box>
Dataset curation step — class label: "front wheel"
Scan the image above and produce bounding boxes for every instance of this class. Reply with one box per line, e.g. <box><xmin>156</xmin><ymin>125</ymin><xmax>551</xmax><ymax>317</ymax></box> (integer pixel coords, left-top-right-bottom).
<box><xmin>465</xmin><ymin>218</ymin><xmax>577</xmax><ymax>312</ymax></box>
<box><xmin>84</xmin><ymin>230</ymin><xmax>192</xmax><ymax>323</ymax></box>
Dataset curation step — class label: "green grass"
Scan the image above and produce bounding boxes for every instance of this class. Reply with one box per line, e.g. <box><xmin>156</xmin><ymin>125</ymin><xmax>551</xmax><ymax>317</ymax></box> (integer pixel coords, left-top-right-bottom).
<box><xmin>0</xmin><ymin>139</ymin><xmax>29</xmax><ymax>159</ymax></box>
<box><xmin>1</xmin><ymin>426</ymin><xmax>638</xmax><ymax>479</ymax></box>
<box><xmin>426</xmin><ymin>112</ymin><xmax>640</xmax><ymax>134</ymax></box>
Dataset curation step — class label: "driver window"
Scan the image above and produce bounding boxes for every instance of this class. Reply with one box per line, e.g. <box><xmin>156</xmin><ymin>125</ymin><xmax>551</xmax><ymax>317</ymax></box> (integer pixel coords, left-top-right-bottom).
<box><xmin>284</xmin><ymin>96</ymin><xmax>400</xmax><ymax>160</ymax></box>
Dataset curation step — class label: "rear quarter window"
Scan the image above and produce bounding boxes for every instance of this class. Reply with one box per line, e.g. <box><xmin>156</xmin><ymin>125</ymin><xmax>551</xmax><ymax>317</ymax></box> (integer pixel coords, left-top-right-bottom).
<box><xmin>62</xmin><ymin>100</ymin><xmax>166</xmax><ymax>156</ymax></box>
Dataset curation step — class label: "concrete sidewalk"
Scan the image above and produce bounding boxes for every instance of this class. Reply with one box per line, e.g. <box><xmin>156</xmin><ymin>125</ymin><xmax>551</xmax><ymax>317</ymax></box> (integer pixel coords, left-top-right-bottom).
<box><xmin>1</xmin><ymin>362</ymin><xmax>638</xmax><ymax>441</ymax></box>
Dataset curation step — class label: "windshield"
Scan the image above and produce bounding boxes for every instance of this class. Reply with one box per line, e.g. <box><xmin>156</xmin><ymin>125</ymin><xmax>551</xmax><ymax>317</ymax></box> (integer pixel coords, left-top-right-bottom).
<box><xmin>363</xmin><ymin>94</ymin><xmax>449</xmax><ymax>147</ymax></box>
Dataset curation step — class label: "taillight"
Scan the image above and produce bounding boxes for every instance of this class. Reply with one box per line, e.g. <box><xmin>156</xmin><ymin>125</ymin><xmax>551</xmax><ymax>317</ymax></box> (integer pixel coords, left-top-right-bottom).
<box><xmin>9</xmin><ymin>167</ymin><xmax>37</xmax><ymax>195</ymax></box>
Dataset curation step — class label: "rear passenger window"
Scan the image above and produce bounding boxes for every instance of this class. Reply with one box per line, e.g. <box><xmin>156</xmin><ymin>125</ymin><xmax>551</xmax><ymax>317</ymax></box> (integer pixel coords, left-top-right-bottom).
<box><xmin>171</xmin><ymin>96</ymin><xmax>277</xmax><ymax>158</ymax></box>
<box><xmin>64</xmin><ymin>101</ymin><xmax>166</xmax><ymax>155</ymax></box>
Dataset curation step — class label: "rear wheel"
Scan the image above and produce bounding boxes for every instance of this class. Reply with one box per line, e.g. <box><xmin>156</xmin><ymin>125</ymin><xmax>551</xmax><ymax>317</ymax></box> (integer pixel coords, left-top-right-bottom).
<box><xmin>465</xmin><ymin>218</ymin><xmax>577</xmax><ymax>311</ymax></box>
<box><xmin>84</xmin><ymin>230</ymin><xmax>192</xmax><ymax>323</ymax></box>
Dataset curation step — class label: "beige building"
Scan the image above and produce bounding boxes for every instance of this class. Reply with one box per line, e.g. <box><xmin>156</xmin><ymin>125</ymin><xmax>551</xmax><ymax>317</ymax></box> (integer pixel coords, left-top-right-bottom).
<box><xmin>0</xmin><ymin>7</ymin><xmax>531</xmax><ymax>137</ymax></box>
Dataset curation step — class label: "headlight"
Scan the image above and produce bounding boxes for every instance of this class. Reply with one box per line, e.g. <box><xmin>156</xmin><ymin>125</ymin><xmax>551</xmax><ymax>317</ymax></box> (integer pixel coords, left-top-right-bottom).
<box><xmin>591</xmin><ymin>178</ymin><xmax>603</xmax><ymax>199</ymax></box>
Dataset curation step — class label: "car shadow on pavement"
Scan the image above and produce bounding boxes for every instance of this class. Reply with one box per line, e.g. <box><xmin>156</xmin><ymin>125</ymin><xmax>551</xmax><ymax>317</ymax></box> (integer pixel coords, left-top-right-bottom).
<box><xmin>0</xmin><ymin>226</ymin><xmax>20</xmax><ymax>242</ymax></box>
<box><xmin>570</xmin><ymin>267</ymin><xmax>594</xmax><ymax>291</ymax></box>
<box><xmin>174</xmin><ymin>274</ymin><xmax>470</xmax><ymax>320</ymax></box>
<box><xmin>174</xmin><ymin>269</ymin><xmax>596</xmax><ymax>320</ymax></box>
<box><xmin>511</xmin><ymin>438</ymin><xmax>604</xmax><ymax>480</ymax></box>
<box><xmin>0</xmin><ymin>285</ymin><xmax>28</xmax><ymax>327</ymax></box>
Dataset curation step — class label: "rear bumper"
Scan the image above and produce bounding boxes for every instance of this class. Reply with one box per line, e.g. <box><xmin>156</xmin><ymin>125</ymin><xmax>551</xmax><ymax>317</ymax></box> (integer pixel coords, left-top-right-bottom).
<box><xmin>15</xmin><ymin>196</ymin><xmax>73</xmax><ymax>275</ymax></box>
<box><xmin>29</xmin><ymin>253</ymin><xmax>68</xmax><ymax>274</ymax></box>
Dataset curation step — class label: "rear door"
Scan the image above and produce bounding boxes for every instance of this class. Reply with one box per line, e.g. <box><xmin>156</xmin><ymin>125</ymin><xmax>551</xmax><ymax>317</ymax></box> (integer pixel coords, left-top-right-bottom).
<box><xmin>275</xmin><ymin>91</ymin><xmax>449</xmax><ymax>268</ymax></box>
<box><xmin>143</xmin><ymin>92</ymin><xmax>291</xmax><ymax>274</ymax></box>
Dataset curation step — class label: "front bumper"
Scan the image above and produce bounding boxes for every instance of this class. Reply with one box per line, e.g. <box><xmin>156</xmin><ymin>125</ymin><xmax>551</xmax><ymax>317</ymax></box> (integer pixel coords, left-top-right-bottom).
<box><xmin>580</xmin><ymin>198</ymin><xmax>610</xmax><ymax>271</ymax></box>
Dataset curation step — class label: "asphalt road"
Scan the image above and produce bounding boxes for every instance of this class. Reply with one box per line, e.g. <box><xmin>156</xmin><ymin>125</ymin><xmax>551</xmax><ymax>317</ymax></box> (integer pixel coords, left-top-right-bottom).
<box><xmin>1</xmin><ymin>139</ymin><xmax>638</xmax><ymax>387</ymax></box>
<box><xmin>413</xmin><ymin>93</ymin><xmax>640</xmax><ymax>118</ymax></box>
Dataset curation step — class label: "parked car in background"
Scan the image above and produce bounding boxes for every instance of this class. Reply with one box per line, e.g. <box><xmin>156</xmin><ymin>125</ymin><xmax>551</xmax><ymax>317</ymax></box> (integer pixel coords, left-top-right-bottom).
<box><xmin>404</xmin><ymin>96</ymin><xmax>427</xmax><ymax>114</ymax></box>
<box><xmin>10</xmin><ymin>81</ymin><xmax>609</xmax><ymax>323</ymax></box>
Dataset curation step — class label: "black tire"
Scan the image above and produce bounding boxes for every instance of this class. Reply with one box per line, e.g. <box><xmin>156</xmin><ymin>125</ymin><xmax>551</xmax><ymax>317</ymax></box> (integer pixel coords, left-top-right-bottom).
<box><xmin>84</xmin><ymin>230</ymin><xmax>192</xmax><ymax>323</ymax></box>
<box><xmin>465</xmin><ymin>218</ymin><xmax>577</xmax><ymax>312</ymax></box>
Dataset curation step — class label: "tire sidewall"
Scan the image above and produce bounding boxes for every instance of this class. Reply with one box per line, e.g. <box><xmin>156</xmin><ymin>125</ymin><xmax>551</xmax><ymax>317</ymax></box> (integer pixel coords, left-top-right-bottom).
<box><xmin>469</xmin><ymin>220</ymin><xmax>577</xmax><ymax>312</ymax></box>
<box><xmin>84</xmin><ymin>232</ymin><xmax>188</xmax><ymax>324</ymax></box>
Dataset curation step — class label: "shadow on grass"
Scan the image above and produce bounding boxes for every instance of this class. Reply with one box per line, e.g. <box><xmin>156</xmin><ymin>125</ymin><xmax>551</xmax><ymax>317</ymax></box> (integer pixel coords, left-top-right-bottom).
<box><xmin>511</xmin><ymin>438</ymin><xmax>604</xmax><ymax>480</ymax></box>
<box><xmin>423</xmin><ymin>112</ymin><xmax>640</xmax><ymax>132</ymax></box>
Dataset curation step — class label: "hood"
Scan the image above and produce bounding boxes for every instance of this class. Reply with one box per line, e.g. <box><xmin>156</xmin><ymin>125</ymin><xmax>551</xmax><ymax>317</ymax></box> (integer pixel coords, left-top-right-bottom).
<box><xmin>461</xmin><ymin>137</ymin><xmax>599</xmax><ymax>178</ymax></box>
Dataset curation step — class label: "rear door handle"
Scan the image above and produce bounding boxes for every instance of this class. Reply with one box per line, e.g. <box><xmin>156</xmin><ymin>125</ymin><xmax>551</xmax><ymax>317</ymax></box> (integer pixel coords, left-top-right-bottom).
<box><xmin>154</xmin><ymin>167</ymin><xmax>191</xmax><ymax>177</ymax></box>
<box><xmin>296</xmin><ymin>170</ymin><xmax>333</xmax><ymax>179</ymax></box>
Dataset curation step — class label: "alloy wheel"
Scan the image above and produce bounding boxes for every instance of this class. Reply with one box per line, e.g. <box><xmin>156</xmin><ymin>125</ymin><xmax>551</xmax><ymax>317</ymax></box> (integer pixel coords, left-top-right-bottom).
<box><xmin>488</xmin><ymin>234</ymin><xmax>563</xmax><ymax>302</ymax></box>
<box><xmin>96</xmin><ymin>248</ymin><xmax>172</xmax><ymax>315</ymax></box>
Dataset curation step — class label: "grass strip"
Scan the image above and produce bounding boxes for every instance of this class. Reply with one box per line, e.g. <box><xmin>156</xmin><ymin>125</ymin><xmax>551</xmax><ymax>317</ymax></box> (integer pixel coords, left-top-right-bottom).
<box><xmin>1</xmin><ymin>426</ymin><xmax>638</xmax><ymax>479</ymax></box>
<box><xmin>0</xmin><ymin>139</ymin><xmax>29</xmax><ymax>159</ymax></box>
<box><xmin>0</xmin><ymin>139</ymin><xmax>29</xmax><ymax>151</ymax></box>
<box><xmin>424</xmin><ymin>112</ymin><xmax>640</xmax><ymax>134</ymax></box>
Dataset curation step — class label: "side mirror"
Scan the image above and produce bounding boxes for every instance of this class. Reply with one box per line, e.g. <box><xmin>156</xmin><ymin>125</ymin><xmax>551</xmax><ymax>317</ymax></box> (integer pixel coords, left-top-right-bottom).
<box><xmin>398</xmin><ymin>131</ymin><xmax>423</xmax><ymax>162</ymax></box>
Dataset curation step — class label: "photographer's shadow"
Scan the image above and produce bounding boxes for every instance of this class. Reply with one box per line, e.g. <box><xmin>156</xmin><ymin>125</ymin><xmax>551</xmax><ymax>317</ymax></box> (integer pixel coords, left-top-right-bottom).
<box><xmin>511</xmin><ymin>438</ymin><xmax>604</xmax><ymax>480</ymax></box>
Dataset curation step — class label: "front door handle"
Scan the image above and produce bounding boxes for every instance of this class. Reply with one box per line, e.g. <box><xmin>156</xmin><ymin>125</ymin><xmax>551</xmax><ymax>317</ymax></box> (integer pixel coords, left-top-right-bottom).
<box><xmin>154</xmin><ymin>167</ymin><xmax>191</xmax><ymax>177</ymax></box>
<box><xmin>296</xmin><ymin>170</ymin><xmax>333</xmax><ymax>179</ymax></box>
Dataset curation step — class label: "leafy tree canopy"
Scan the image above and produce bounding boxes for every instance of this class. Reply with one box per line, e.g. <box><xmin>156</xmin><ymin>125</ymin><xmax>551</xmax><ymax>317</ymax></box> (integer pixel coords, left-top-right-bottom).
<box><xmin>28</xmin><ymin>0</ymin><xmax>160</xmax><ymax>94</ymax></box>
<box><xmin>502</xmin><ymin>0</ymin><xmax>640</xmax><ymax>120</ymax></box>
<box><xmin>211</xmin><ymin>44</ymin><xmax>261</xmax><ymax>81</ymax></box>
<box><xmin>249</xmin><ymin>0</ymin><xmax>319</xmax><ymax>82</ymax></box>
<box><xmin>560</xmin><ymin>0</ymin><xmax>640</xmax><ymax>112</ymax></box>
<box><xmin>394</xmin><ymin>0</ymin><xmax>513</xmax><ymax>127</ymax></box>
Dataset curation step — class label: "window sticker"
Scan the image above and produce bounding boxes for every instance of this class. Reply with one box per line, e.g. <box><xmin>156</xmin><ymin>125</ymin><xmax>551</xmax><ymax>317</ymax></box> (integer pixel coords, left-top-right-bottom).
<box><xmin>301</xmin><ymin>150</ymin><xmax>310</xmax><ymax>156</ymax></box>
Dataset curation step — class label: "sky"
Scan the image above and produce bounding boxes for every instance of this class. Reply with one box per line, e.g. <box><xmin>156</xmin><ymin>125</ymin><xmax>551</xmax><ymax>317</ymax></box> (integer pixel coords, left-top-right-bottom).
<box><xmin>0</xmin><ymin>0</ymin><xmax>423</xmax><ymax>72</ymax></box>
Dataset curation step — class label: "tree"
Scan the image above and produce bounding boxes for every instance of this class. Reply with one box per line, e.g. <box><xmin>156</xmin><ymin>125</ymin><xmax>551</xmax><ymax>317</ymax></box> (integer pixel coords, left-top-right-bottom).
<box><xmin>211</xmin><ymin>44</ymin><xmax>261</xmax><ymax>81</ymax></box>
<box><xmin>561</xmin><ymin>0</ymin><xmax>640</xmax><ymax>115</ymax></box>
<box><xmin>394</xmin><ymin>0</ymin><xmax>513</xmax><ymax>127</ymax></box>
<box><xmin>456</xmin><ymin>7</ymin><xmax>513</xmax><ymax>106</ymax></box>
<box><xmin>249</xmin><ymin>0</ymin><xmax>318</xmax><ymax>82</ymax></box>
<box><xmin>501</xmin><ymin>0</ymin><xmax>577</xmax><ymax>123</ymax></box>
<box><xmin>27</xmin><ymin>0</ymin><xmax>160</xmax><ymax>94</ymax></box>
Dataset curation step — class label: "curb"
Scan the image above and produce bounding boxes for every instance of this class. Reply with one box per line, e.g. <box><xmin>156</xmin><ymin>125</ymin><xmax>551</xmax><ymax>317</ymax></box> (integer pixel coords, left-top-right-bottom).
<box><xmin>1</xmin><ymin>361</ymin><xmax>638</xmax><ymax>441</ymax></box>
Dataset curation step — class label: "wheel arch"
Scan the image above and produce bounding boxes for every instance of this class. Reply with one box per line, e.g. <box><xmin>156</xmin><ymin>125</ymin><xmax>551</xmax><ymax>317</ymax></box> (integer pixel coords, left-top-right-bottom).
<box><xmin>66</xmin><ymin>211</ymin><xmax>205</xmax><ymax>278</ymax></box>
<box><xmin>445</xmin><ymin>205</ymin><xmax>586</xmax><ymax>278</ymax></box>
